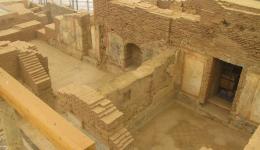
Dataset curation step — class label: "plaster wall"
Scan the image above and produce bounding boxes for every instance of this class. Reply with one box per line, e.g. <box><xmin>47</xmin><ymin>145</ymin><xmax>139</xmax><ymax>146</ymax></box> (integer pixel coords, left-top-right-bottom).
<box><xmin>236</xmin><ymin>72</ymin><xmax>260</xmax><ymax>124</ymax></box>
<box><xmin>181</xmin><ymin>51</ymin><xmax>206</xmax><ymax>97</ymax></box>
<box><xmin>48</xmin><ymin>12</ymin><xmax>92</xmax><ymax>59</ymax></box>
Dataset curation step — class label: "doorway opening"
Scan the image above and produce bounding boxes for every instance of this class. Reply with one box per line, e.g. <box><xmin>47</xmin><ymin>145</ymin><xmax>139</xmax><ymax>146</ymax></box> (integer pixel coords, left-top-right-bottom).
<box><xmin>207</xmin><ymin>58</ymin><xmax>242</xmax><ymax>110</ymax></box>
<box><xmin>124</xmin><ymin>43</ymin><xmax>142</xmax><ymax>68</ymax></box>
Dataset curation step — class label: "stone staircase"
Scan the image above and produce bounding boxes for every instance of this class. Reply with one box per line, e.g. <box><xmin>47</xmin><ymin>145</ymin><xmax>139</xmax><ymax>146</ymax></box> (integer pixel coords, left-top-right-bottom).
<box><xmin>57</xmin><ymin>84</ymin><xmax>134</xmax><ymax>150</ymax></box>
<box><xmin>18</xmin><ymin>52</ymin><xmax>51</xmax><ymax>97</ymax></box>
<box><xmin>110</xmin><ymin>128</ymin><xmax>134</xmax><ymax>150</ymax></box>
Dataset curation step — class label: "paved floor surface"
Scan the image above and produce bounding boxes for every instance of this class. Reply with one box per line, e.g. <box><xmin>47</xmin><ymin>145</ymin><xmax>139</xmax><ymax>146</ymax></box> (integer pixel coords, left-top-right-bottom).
<box><xmin>134</xmin><ymin>102</ymin><xmax>251</xmax><ymax>150</ymax></box>
<box><xmin>30</xmin><ymin>40</ymin><xmax>116</xmax><ymax>91</ymax></box>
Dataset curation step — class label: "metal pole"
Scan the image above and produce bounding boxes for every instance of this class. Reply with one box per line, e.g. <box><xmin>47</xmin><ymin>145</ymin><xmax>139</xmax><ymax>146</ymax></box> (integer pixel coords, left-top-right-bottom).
<box><xmin>87</xmin><ymin>0</ymin><xmax>89</xmax><ymax>12</ymax></box>
<box><xmin>76</xmin><ymin>0</ymin><xmax>78</xmax><ymax>10</ymax></box>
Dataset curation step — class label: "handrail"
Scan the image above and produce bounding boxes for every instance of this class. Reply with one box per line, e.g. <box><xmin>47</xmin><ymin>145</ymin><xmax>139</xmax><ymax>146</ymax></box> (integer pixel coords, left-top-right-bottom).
<box><xmin>0</xmin><ymin>68</ymin><xmax>95</xmax><ymax>150</ymax></box>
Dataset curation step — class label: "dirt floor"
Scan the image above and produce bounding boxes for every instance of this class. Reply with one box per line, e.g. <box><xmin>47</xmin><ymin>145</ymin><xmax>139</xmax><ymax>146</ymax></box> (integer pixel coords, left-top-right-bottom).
<box><xmin>134</xmin><ymin>102</ymin><xmax>251</xmax><ymax>150</ymax></box>
<box><xmin>30</xmin><ymin>40</ymin><xmax>116</xmax><ymax>90</ymax></box>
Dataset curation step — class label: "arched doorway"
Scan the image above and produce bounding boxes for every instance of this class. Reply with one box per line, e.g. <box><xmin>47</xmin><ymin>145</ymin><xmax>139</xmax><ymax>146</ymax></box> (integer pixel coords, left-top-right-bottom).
<box><xmin>124</xmin><ymin>43</ymin><xmax>142</xmax><ymax>68</ymax></box>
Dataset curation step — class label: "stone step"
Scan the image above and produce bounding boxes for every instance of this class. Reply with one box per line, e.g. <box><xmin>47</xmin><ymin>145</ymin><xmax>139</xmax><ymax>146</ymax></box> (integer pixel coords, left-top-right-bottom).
<box><xmin>118</xmin><ymin>135</ymin><xmax>133</xmax><ymax>150</ymax></box>
<box><xmin>114</xmin><ymin>131</ymin><xmax>131</xmax><ymax>145</ymax></box>
<box><xmin>110</xmin><ymin>128</ymin><xmax>128</xmax><ymax>142</ymax></box>
<box><xmin>26</xmin><ymin>65</ymin><xmax>44</xmax><ymax>73</ymax></box>
<box><xmin>118</xmin><ymin>138</ymin><xmax>134</xmax><ymax>150</ymax></box>
<box><xmin>31</xmin><ymin>70</ymin><xmax>47</xmax><ymax>79</ymax></box>
<box><xmin>98</xmin><ymin>106</ymin><xmax>116</xmax><ymax>118</ymax></box>
<box><xmin>24</xmin><ymin>61</ymin><xmax>42</xmax><ymax>69</ymax></box>
<box><xmin>32</xmin><ymin>74</ymin><xmax>49</xmax><ymax>82</ymax></box>
<box><xmin>21</xmin><ymin>57</ymin><xmax>39</xmax><ymax>64</ymax></box>
<box><xmin>101</xmin><ymin>110</ymin><xmax>123</xmax><ymax>125</ymax></box>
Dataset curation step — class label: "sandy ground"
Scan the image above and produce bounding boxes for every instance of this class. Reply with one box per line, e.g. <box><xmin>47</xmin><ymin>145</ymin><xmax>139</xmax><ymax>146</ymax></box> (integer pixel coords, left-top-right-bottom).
<box><xmin>134</xmin><ymin>102</ymin><xmax>251</xmax><ymax>150</ymax></box>
<box><xmin>30</xmin><ymin>40</ymin><xmax>116</xmax><ymax>91</ymax></box>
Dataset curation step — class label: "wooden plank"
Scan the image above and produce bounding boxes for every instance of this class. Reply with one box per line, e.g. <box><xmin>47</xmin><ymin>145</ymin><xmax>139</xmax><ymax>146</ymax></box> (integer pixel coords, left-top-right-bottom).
<box><xmin>0</xmin><ymin>68</ymin><xmax>95</xmax><ymax>150</ymax></box>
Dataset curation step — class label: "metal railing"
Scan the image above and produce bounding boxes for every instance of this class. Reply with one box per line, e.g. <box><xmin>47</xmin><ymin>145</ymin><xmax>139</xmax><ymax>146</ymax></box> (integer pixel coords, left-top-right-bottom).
<box><xmin>30</xmin><ymin>0</ymin><xmax>93</xmax><ymax>14</ymax></box>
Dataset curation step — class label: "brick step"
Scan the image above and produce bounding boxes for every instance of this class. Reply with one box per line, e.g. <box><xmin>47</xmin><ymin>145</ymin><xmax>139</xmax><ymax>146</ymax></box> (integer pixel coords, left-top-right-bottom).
<box><xmin>110</xmin><ymin>128</ymin><xmax>128</xmax><ymax>142</ymax></box>
<box><xmin>31</xmin><ymin>70</ymin><xmax>47</xmax><ymax>78</ymax></box>
<box><xmin>90</xmin><ymin>99</ymin><xmax>111</xmax><ymax>109</ymax></box>
<box><xmin>24</xmin><ymin>62</ymin><xmax>42</xmax><ymax>69</ymax></box>
<box><xmin>32</xmin><ymin>74</ymin><xmax>49</xmax><ymax>83</ymax></box>
<box><xmin>101</xmin><ymin>110</ymin><xmax>123</xmax><ymax>125</ymax></box>
<box><xmin>118</xmin><ymin>138</ymin><xmax>134</xmax><ymax>150</ymax></box>
<box><xmin>30</xmin><ymin>69</ymin><xmax>46</xmax><ymax>76</ymax></box>
<box><xmin>26</xmin><ymin>64</ymin><xmax>44</xmax><ymax>72</ymax></box>
<box><xmin>19</xmin><ymin>56</ymin><xmax>38</xmax><ymax>63</ymax></box>
<box><xmin>18</xmin><ymin>52</ymin><xmax>35</xmax><ymax>59</ymax></box>
<box><xmin>98</xmin><ymin>106</ymin><xmax>116</xmax><ymax>118</ymax></box>
<box><xmin>93</xmin><ymin>103</ymin><xmax>114</xmax><ymax>115</ymax></box>
<box><xmin>18</xmin><ymin>52</ymin><xmax>33</xmax><ymax>57</ymax></box>
<box><xmin>27</xmin><ymin>67</ymin><xmax>44</xmax><ymax>74</ymax></box>
<box><xmin>113</xmin><ymin>131</ymin><xmax>131</xmax><ymax>145</ymax></box>
<box><xmin>117</xmin><ymin>135</ymin><xmax>134</xmax><ymax>150</ymax></box>
<box><xmin>33</xmin><ymin>75</ymin><xmax>50</xmax><ymax>83</ymax></box>
<box><xmin>28</xmin><ymin>68</ymin><xmax>45</xmax><ymax>75</ymax></box>
<box><xmin>21</xmin><ymin>58</ymin><xmax>39</xmax><ymax>64</ymax></box>
<box><xmin>35</xmin><ymin>79</ymin><xmax>51</xmax><ymax>90</ymax></box>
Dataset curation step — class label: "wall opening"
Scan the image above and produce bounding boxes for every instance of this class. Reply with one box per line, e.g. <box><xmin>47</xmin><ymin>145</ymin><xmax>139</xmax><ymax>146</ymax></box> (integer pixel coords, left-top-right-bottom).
<box><xmin>207</xmin><ymin>58</ymin><xmax>242</xmax><ymax>110</ymax></box>
<box><xmin>157</xmin><ymin>0</ymin><xmax>172</xmax><ymax>9</ymax></box>
<box><xmin>124</xmin><ymin>43</ymin><xmax>142</xmax><ymax>68</ymax></box>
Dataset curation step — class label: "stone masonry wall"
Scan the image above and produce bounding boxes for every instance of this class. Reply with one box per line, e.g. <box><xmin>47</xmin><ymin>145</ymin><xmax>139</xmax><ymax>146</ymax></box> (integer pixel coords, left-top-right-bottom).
<box><xmin>94</xmin><ymin>0</ymin><xmax>260</xmax><ymax>66</ymax></box>
<box><xmin>98</xmin><ymin>50</ymin><xmax>177</xmax><ymax>131</ymax></box>
<box><xmin>107</xmin><ymin>1</ymin><xmax>171</xmax><ymax>45</ymax></box>
<box><xmin>57</xmin><ymin>84</ymin><xmax>134</xmax><ymax>150</ymax></box>
<box><xmin>44</xmin><ymin>12</ymin><xmax>92</xmax><ymax>59</ymax></box>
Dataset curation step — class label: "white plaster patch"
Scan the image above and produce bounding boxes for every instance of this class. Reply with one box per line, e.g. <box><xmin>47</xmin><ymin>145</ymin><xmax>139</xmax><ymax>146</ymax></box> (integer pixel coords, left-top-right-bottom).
<box><xmin>181</xmin><ymin>52</ymin><xmax>206</xmax><ymax>97</ymax></box>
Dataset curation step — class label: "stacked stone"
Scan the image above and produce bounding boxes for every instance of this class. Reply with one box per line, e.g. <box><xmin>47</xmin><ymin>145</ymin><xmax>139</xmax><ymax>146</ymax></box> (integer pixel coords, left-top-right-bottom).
<box><xmin>57</xmin><ymin>84</ymin><xmax>134</xmax><ymax>150</ymax></box>
<box><xmin>108</xmin><ymin>1</ymin><xmax>171</xmax><ymax>45</ymax></box>
<box><xmin>169</xmin><ymin>19</ymin><xmax>208</xmax><ymax>47</ymax></box>
<box><xmin>18</xmin><ymin>51</ymin><xmax>52</xmax><ymax>97</ymax></box>
<box><xmin>0</xmin><ymin>20</ymin><xmax>42</xmax><ymax>41</ymax></box>
<box><xmin>93</xmin><ymin>0</ymin><xmax>109</xmax><ymax>23</ymax></box>
<box><xmin>0</xmin><ymin>46</ymin><xmax>19</xmax><ymax>78</ymax></box>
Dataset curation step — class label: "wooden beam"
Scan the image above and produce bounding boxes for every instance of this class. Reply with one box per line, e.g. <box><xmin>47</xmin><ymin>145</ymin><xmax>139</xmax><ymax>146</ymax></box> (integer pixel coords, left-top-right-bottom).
<box><xmin>0</xmin><ymin>68</ymin><xmax>95</xmax><ymax>150</ymax></box>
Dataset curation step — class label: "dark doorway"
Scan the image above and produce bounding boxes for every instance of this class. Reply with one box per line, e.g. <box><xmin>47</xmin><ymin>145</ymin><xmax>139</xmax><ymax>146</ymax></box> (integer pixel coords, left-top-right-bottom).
<box><xmin>207</xmin><ymin>59</ymin><xmax>242</xmax><ymax>110</ymax></box>
<box><xmin>124</xmin><ymin>43</ymin><xmax>142</xmax><ymax>68</ymax></box>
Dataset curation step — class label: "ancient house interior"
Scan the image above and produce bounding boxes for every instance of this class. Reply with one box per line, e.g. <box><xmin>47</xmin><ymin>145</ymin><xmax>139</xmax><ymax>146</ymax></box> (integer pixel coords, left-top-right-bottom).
<box><xmin>0</xmin><ymin>0</ymin><xmax>259</xmax><ymax>150</ymax></box>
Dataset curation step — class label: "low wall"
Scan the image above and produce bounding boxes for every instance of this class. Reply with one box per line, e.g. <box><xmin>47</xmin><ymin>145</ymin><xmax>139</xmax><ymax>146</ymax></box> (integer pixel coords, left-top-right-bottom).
<box><xmin>98</xmin><ymin>50</ymin><xmax>177</xmax><ymax>131</ymax></box>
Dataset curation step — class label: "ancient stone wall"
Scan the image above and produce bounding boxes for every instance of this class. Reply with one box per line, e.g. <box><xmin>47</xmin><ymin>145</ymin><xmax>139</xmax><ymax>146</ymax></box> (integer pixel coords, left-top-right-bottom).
<box><xmin>107</xmin><ymin>1</ymin><xmax>171</xmax><ymax>45</ymax></box>
<box><xmin>98</xmin><ymin>50</ymin><xmax>177</xmax><ymax>131</ymax></box>
<box><xmin>94</xmin><ymin>0</ymin><xmax>260</xmax><ymax>129</ymax></box>
<box><xmin>0</xmin><ymin>41</ymin><xmax>52</xmax><ymax>102</ymax></box>
<box><xmin>57</xmin><ymin>84</ymin><xmax>134</xmax><ymax>150</ymax></box>
<box><xmin>94</xmin><ymin>0</ymin><xmax>260</xmax><ymax>67</ymax></box>
<box><xmin>0</xmin><ymin>44</ymin><xmax>19</xmax><ymax>78</ymax></box>
<box><xmin>42</xmin><ymin>12</ymin><xmax>92</xmax><ymax>59</ymax></box>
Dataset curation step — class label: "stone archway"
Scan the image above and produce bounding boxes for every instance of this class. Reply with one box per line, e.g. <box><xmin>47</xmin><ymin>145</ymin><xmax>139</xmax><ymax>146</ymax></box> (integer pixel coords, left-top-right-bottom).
<box><xmin>124</xmin><ymin>43</ymin><xmax>142</xmax><ymax>68</ymax></box>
